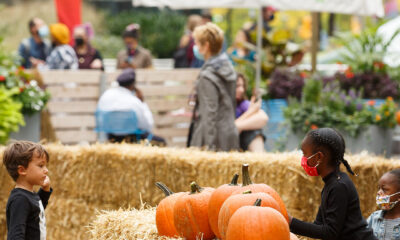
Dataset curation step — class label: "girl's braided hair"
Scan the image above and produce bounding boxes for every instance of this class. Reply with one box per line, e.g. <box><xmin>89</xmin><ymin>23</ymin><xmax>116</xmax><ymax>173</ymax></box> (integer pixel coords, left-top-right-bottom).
<box><xmin>307</xmin><ymin>128</ymin><xmax>355</xmax><ymax>175</ymax></box>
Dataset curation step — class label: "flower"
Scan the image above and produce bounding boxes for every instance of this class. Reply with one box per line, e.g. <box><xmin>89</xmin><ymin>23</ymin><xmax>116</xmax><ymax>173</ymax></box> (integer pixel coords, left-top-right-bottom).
<box><xmin>19</xmin><ymin>87</ymin><xmax>24</xmax><ymax>93</ymax></box>
<box><xmin>0</xmin><ymin>75</ymin><xmax>5</xmax><ymax>82</ymax></box>
<box><xmin>305</xmin><ymin>120</ymin><xmax>310</xmax><ymax>125</ymax></box>
<box><xmin>356</xmin><ymin>103</ymin><xmax>363</xmax><ymax>111</ymax></box>
<box><xmin>336</xmin><ymin>61</ymin><xmax>342</xmax><ymax>65</ymax></box>
<box><xmin>373</xmin><ymin>61</ymin><xmax>385</xmax><ymax>69</ymax></box>
<box><xmin>375</xmin><ymin>114</ymin><xmax>382</xmax><ymax>121</ymax></box>
<box><xmin>387</xmin><ymin>96</ymin><xmax>393</xmax><ymax>101</ymax></box>
<box><xmin>368</xmin><ymin>100</ymin><xmax>376</xmax><ymax>106</ymax></box>
<box><xmin>345</xmin><ymin>71</ymin><xmax>355</xmax><ymax>79</ymax></box>
<box><xmin>385</xmin><ymin>111</ymin><xmax>390</xmax><ymax>117</ymax></box>
<box><xmin>311</xmin><ymin>124</ymin><xmax>318</xmax><ymax>130</ymax></box>
<box><xmin>300</xmin><ymin>72</ymin><xmax>308</xmax><ymax>78</ymax></box>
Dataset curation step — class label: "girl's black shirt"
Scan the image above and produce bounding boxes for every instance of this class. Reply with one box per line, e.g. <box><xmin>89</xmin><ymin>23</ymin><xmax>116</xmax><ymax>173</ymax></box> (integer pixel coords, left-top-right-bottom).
<box><xmin>290</xmin><ymin>171</ymin><xmax>377</xmax><ymax>240</ymax></box>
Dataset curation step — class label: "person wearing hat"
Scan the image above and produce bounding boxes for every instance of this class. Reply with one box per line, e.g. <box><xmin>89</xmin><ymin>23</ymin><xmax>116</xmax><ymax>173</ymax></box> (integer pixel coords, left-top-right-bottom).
<box><xmin>116</xmin><ymin>23</ymin><xmax>153</xmax><ymax>69</ymax></box>
<box><xmin>32</xmin><ymin>23</ymin><xmax>78</xmax><ymax>69</ymax></box>
<box><xmin>97</xmin><ymin>68</ymin><xmax>165</xmax><ymax>144</ymax></box>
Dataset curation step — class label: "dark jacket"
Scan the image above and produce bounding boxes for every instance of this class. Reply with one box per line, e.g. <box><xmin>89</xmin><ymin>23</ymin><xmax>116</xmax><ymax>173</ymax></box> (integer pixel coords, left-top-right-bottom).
<box><xmin>290</xmin><ymin>170</ymin><xmax>377</xmax><ymax>240</ymax></box>
<box><xmin>189</xmin><ymin>53</ymin><xmax>239</xmax><ymax>151</ymax></box>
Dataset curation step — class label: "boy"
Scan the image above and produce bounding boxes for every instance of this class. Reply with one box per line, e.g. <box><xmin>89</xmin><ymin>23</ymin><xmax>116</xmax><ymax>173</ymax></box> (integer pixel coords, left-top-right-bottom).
<box><xmin>3</xmin><ymin>141</ymin><xmax>52</xmax><ymax>240</ymax></box>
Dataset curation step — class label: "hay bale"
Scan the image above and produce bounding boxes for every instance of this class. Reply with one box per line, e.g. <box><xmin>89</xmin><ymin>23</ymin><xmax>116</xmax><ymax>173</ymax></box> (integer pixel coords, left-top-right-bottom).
<box><xmin>88</xmin><ymin>206</ymin><xmax>181</xmax><ymax>240</ymax></box>
<box><xmin>1</xmin><ymin>143</ymin><xmax>400</xmax><ymax>239</ymax></box>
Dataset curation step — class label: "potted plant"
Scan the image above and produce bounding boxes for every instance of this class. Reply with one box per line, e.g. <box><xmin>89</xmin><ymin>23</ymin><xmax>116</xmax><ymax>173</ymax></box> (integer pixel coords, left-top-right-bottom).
<box><xmin>283</xmin><ymin>78</ymin><xmax>397</xmax><ymax>157</ymax></box>
<box><xmin>0</xmin><ymin>38</ymin><xmax>50</xmax><ymax>142</ymax></box>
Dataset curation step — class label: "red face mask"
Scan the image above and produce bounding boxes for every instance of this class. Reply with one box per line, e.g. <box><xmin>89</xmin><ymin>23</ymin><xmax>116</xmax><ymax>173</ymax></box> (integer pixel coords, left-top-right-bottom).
<box><xmin>301</xmin><ymin>153</ymin><xmax>320</xmax><ymax>176</ymax></box>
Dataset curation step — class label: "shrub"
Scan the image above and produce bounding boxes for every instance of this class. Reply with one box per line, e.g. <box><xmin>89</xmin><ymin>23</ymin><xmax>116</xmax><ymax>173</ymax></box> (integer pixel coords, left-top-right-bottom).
<box><xmin>105</xmin><ymin>9</ymin><xmax>186</xmax><ymax>58</ymax></box>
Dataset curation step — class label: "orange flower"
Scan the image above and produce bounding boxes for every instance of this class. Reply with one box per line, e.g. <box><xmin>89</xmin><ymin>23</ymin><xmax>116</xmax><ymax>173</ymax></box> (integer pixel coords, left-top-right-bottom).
<box><xmin>368</xmin><ymin>100</ymin><xmax>376</xmax><ymax>106</ymax></box>
<box><xmin>387</xmin><ymin>96</ymin><xmax>393</xmax><ymax>101</ymax></box>
<box><xmin>375</xmin><ymin>114</ymin><xmax>381</xmax><ymax>121</ymax></box>
<box><xmin>345</xmin><ymin>71</ymin><xmax>355</xmax><ymax>78</ymax></box>
<box><xmin>311</xmin><ymin>124</ymin><xmax>318</xmax><ymax>130</ymax></box>
<box><xmin>19</xmin><ymin>87</ymin><xmax>24</xmax><ymax>93</ymax></box>
<box><xmin>336</xmin><ymin>61</ymin><xmax>342</xmax><ymax>65</ymax></box>
<box><xmin>373</xmin><ymin>61</ymin><xmax>385</xmax><ymax>69</ymax></box>
<box><xmin>300</xmin><ymin>72</ymin><xmax>307</xmax><ymax>78</ymax></box>
<box><xmin>385</xmin><ymin>111</ymin><xmax>390</xmax><ymax>116</ymax></box>
<box><xmin>304</xmin><ymin>120</ymin><xmax>310</xmax><ymax>125</ymax></box>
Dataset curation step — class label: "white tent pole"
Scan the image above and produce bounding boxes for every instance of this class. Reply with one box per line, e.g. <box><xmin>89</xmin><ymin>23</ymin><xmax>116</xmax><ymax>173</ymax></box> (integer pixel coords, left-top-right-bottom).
<box><xmin>311</xmin><ymin>12</ymin><xmax>319</xmax><ymax>72</ymax></box>
<box><xmin>256</xmin><ymin>6</ymin><xmax>262</xmax><ymax>92</ymax></box>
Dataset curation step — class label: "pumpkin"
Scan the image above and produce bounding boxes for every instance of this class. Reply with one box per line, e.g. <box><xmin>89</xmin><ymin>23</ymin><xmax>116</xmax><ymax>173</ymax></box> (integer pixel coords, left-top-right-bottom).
<box><xmin>155</xmin><ymin>182</ymin><xmax>184</xmax><ymax>237</ymax></box>
<box><xmin>232</xmin><ymin>164</ymin><xmax>289</xmax><ymax>222</ymax></box>
<box><xmin>290</xmin><ymin>233</ymin><xmax>299</xmax><ymax>240</ymax></box>
<box><xmin>226</xmin><ymin>199</ymin><xmax>290</xmax><ymax>240</ymax></box>
<box><xmin>218</xmin><ymin>191</ymin><xmax>281</xmax><ymax>240</ymax></box>
<box><xmin>396</xmin><ymin>110</ymin><xmax>400</xmax><ymax>125</ymax></box>
<box><xmin>174</xmin><ymin>182</ymin><xmax>215</xmax><ymax>240</ymax></box>
<box><xmin>208</xmin><ymin>173</ymin><xmax>240</xmax><ymax>238</ymax></box>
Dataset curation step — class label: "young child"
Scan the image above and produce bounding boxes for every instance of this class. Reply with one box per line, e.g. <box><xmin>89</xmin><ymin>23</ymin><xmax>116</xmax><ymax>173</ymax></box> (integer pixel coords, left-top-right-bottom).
<box><xmin>367</xmin><ymin>169</ymin><xmax>400</xmax><ymax>239</ymax></box>
<box><xmin>3</xmin><ymin>141</ymin><xmax>52</xmax><ymax>240</ymax></box>
<box><xmin>289</xmin><ymin>128</ymin><xmax>376</xmax><ymax>240</ymax></box>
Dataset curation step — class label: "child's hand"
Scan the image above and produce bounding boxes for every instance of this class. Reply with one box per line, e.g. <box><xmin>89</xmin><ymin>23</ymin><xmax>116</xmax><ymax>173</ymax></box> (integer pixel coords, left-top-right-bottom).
<box><xmin>41</xmin><ymin>176</ymin><xmax>51</xmax><ymax>192</ymax></box>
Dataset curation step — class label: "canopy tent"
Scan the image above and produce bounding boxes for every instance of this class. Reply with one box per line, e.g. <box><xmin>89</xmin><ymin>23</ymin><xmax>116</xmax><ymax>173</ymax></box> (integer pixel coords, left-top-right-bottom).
<box><xmin>133</xmin><ymin>0</ymin><xmax>384</xmax><ymax>16</ymax></box>
<box><xmin>378</xmin><ymin>15</ymin><xmax>400</xmax><ymax>67</ymax></box>
<box><xmin>132</xmin><ymin>0</ymin><xmax>384</xmax><ymax>88</ymax></box>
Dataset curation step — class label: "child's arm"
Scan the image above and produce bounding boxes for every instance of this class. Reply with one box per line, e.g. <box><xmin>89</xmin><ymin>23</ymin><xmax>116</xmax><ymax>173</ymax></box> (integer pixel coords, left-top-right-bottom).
<box><xmin>38</xmin><ymin>176</ymin><xmax>52</xmax><ymax>209</ymax></box>
<box><xmin>7</xmin><ymin>196</ymin><xmax>30</xmax><ymax>239</ymax></box>
<box><xmin>290</xmin><ymin>183</ymin><xmax>348</xmax><ymax>239</ymax></box>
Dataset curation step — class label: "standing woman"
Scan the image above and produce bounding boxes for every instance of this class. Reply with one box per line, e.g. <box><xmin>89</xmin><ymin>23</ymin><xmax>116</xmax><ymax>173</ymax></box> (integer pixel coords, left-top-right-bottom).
<box><xmin>290</xmin><ymin>128</ymin><xmax>377</xmax><ymax>240</ymax></box>
<box><xmin>188</xmin><ymin>23</ymin><xmax>239</xmax><ymax>151</ymax></box>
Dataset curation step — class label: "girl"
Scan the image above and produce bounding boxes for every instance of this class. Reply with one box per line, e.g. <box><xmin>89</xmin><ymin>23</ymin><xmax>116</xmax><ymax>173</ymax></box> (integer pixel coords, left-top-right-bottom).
<box><xmin>235</xmin><ymin>73</ymin><xmax>268</xmax><ymax>152</ymax></box>
<box><xmin>290</xmin><ymin>128</ymin><xmax>376</xmax><ymax>240</ymax></box>
<box><xmin>188</xmin><ymin>23</ymin><xmax>239</xmax><ymax>151</ymax></box>
<box><xmin>367</xmin><ymin>169</ymin><xmax>400</xmax><ymax>239</ymax></box>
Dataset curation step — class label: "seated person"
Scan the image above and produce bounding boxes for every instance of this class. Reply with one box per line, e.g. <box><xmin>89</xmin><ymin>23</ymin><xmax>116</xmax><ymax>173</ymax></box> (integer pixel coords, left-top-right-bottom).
<box><xmin>73</xmin><ymin>23</ymin><xmax>103</xmax><ymax>70</ymax></box>
<box><xmin>117</xmin><ymin>24</ymin><xmax>153</xmax><ymax>69</ymax></box>
<box><xmin>367</xmin><ymin>169</ymin><xmax>400</xmax><ymax>239</ymax></box>
<box><xmin>97</xmin><ymin>68</ymin><xmax>165</xmax><ymax>145</ymax></box>
<box><xmin>235</xmin><ymin>73</ymin><xmax>268</xmax><ymax>152</ymax></box>
<box><xmin>32</xmin><ymin>23</ymin><xmax>79</xmax><ymax>70</ymax></box>
<box><xmin>18</xmin><ymin>17</ymin><xmax>51</xmax><ymax>69</ymax></box>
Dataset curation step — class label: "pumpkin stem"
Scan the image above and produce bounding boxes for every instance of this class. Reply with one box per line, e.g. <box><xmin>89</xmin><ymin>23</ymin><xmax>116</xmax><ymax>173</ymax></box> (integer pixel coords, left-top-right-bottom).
<box><xmin>229</xmin><ymin>173</ymin><xmax>239</xmax><ymax>186</ymax></box>
<box><xmin>242</xmin><ymin>164</ymin><xmax>253</xmax><ymax>186</ymax></box>
<box><xmin>254</xmin><ymin>199</ymin><xmax>262</xmax><ymax>206</ymax></box>
<box><xmin>243</xmin><ymin>190</ymin><xmax>252</xmax><ymax>194</ymax></box>
<box><xmin>190</xmin><ymin>181</ymin><xmax>203</xmax><ymax>194</ymax></box>
<box><xmin>155</xmin><ymin>182</ymin><xmax>174</xmax><ymax>196</ymax></box>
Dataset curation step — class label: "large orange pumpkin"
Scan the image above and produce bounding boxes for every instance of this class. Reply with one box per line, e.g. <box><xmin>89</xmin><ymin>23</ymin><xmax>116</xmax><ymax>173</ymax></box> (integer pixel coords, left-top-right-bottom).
<box><xmin>174</xmin><ymin>182</ymin><xmax>215</xmax><ymax>240</ymax></box>
<box><xmin>218</xmin><ymin>191</ymin><xmax>281</xmax><ymax>240</ymax></box>
<box><xmin>290</xmin><ymin>233</ymin><xmax>299</xmax><ymax>240</ymax></box>
<box><xmin>226</xmin><ymin>199</ymin><xmax>290</xmax><ymax>240</ymax></box>
<box><xmin>155</xmin><ymin>182</ymin><xmax>184</xmax><ymax>237</ymax></box>
<box><xmin>232</xmin><ymin>164</ymin><xmax>289</xmax><ymax>222</ymax></box>
<box><xmin>208</xmin><ymin>173</ymin><xmax>240</xmax><ymax>239</ymax></box>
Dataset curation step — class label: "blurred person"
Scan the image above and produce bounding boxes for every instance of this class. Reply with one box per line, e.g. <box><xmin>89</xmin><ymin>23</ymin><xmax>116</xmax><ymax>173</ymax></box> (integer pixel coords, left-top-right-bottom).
<box><xmin>73</xmin><ymin>23</ymin><xmax>103</xmax><ymax>70</ymax></box>
<box><xmin>31</xmin><ymin>23</ymin><xmax>78</xmax><ymax>70</ymax></box>
<box><xmin>18</xmin><ymin>18</ymin><xmax>51</xmax><ymax>69</ymax></box>
<box><xmin>174</xmin><ymin>14</ymin><xmax>202</xmax><ymax>68</ymax></box>
<box><xmin>228</xmin><ymin>27</ymin><xmax>256</xmax><ymax>64</ymax></box>
<box><xmin>187</xmin><ymin>23</ymin><xmax>239</xmax><ymax>151</ymax></box>
<box><xmin>201</xmin><ymin>12</ymin><xmax>213</xmax><ymax>24</ymax></box>
<box><xmin>234</xmin><ymin>73</ymin><xmax>268</xmax><ymax>152</ymax></box>
<box><xmin>247</xmin><ymin>6</ymin><xmax>276</xmax><ymax>45</ymax></box>
<box><xmin>97</xmin><ymin>68</ymin><xmax>165</xmax><ymax>145</ymax></box>
<box><xmin>117</xmin><ymin>24</ymin><xmax>153</xmax><ymax>69</ymax></box>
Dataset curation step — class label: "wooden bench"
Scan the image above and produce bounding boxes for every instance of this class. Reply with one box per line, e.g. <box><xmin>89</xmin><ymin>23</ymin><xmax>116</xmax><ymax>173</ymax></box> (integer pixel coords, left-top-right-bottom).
<box><xmin>41</xmin><ymin>69</ymin><xmax>199</xmax><ymax>146</ymax></box>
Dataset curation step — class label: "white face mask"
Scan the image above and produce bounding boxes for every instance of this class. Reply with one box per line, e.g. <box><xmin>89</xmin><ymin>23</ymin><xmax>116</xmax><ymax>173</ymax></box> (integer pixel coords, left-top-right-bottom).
<box><xmin>376</xmin><ymin>192</ymin><xmax>400</xmax><ymax>210</ymax></box>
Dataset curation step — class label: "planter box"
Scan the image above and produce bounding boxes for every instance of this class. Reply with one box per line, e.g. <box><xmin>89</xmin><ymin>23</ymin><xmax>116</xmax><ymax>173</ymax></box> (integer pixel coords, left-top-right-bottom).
<box><xmin>261</xmin><ymin>99</ymin><xmax>288</xmax><ymax>151</ymax></box>
<box><xmin>285</xmin><ymin>126</ymin><xmax>393</xmax><ymax>158</ymax></box>
<box><xmin>10</xmin><ymin>113</ymin><xmax>41</xmax><ymax>142</ymax></box>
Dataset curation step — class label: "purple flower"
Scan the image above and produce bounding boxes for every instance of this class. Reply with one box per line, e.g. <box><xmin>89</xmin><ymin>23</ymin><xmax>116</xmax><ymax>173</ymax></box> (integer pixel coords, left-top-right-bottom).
<box><xmin>349</xmin><ymin>89</ymin><xmax>356</xmax><ymax>99</ymax></box>
<box><xmin>356</xmin><ymin>103</ymin><xmax>363</xmax><ymax>111</ymax></box>
<box><xmin>340</xmin><ymin>93</ymin><xmax>346</xmax><ymax>101</ymax></box>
